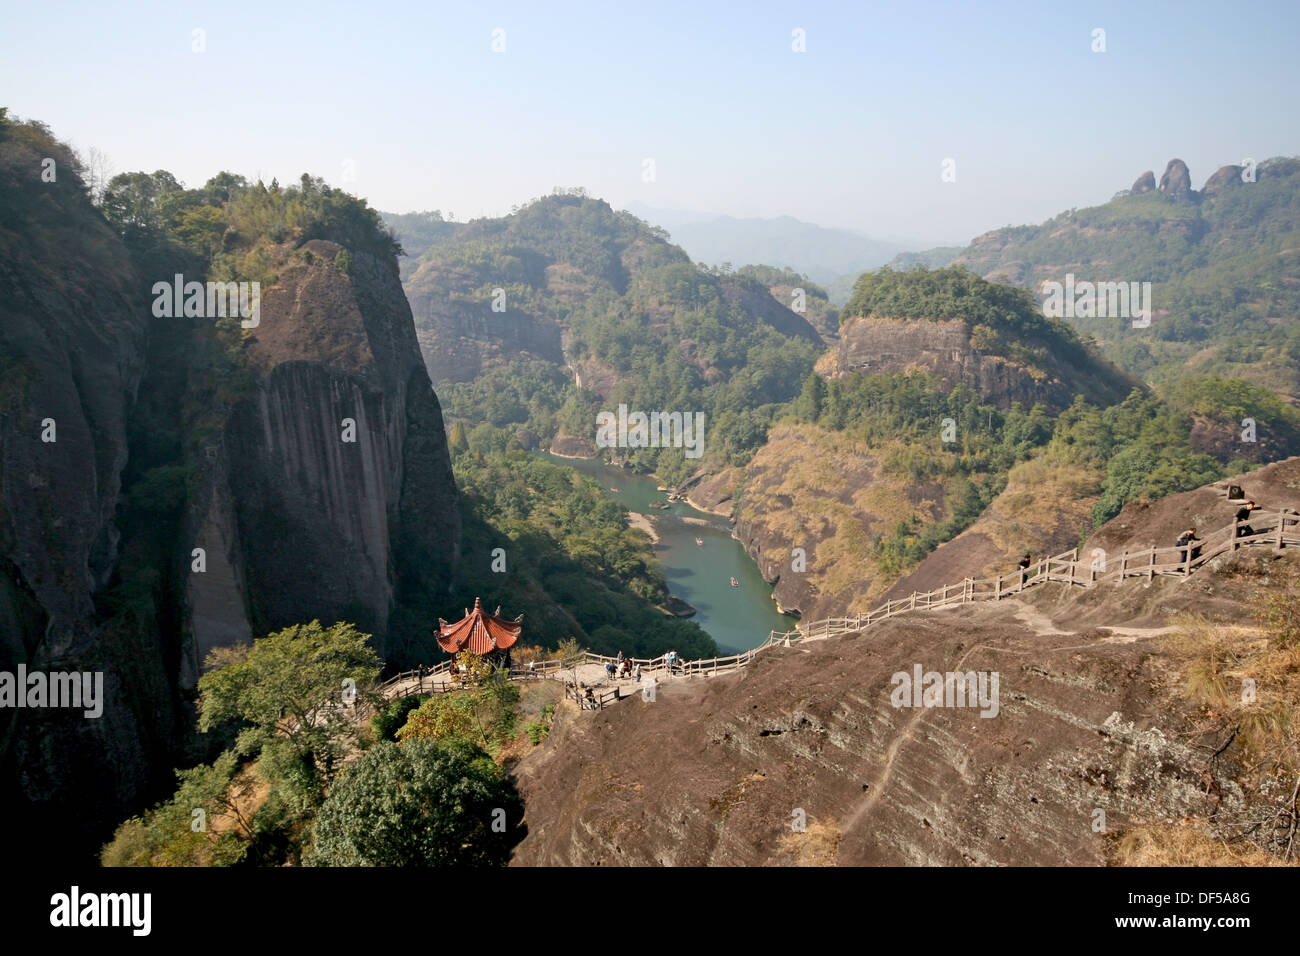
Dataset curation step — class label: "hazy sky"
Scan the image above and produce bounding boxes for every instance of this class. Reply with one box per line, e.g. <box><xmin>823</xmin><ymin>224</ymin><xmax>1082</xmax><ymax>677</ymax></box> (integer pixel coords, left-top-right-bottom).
<box><xmin>5</xmin><ymin>0</ymin><xmax>1298</xmax><ymax>246</ymax></box>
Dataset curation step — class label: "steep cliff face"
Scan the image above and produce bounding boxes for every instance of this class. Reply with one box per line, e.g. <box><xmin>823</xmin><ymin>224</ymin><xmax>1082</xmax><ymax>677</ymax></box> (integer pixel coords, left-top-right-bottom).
<box><xmin>818</xmin><ymin>315</ymin><xmax>1134</xmax><ymax>412</ymax></box>
<box><xmin>0</xmin><ymin>124</ymin><xmax>156</xmax><ymax>849</ymax></box>
<box><xmin>185</xmin><ymin>239</ymin><xmax>460</xmax><ymax>672</ymax></box>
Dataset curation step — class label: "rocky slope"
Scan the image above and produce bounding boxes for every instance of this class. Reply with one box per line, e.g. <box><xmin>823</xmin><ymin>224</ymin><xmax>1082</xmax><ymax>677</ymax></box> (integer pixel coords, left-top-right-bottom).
<box><xmin>510</xmin><ymin>460</ymin><xmax>1300</xmax><ymax>865</ymax></box>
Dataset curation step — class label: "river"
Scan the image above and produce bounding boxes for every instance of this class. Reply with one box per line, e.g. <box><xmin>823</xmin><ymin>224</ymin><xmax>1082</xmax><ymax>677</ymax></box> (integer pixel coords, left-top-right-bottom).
<box><xmin>541</xmin><ymin>454</ymin><xmax>796</xmax><ymax>654</ymax></box>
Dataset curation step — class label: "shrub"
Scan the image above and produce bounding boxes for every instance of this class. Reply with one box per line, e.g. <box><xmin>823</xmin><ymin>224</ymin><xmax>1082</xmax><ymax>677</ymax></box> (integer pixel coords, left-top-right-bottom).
<box><xmin>371</xmin><ymin>694</ymin><xmax>427</xmax><ymax>743</ymax></box>
<box><xmin>305</xmin><ymin>738</ymin><xmax>522</xmax><ymax>866</ymax></box>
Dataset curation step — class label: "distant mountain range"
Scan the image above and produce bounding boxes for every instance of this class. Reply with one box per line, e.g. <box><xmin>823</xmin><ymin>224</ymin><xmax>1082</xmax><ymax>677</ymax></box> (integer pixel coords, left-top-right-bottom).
<box><xmin>622</xmin><ymin>202</ymin><xmax>944</xmax><ymax>300</ymax></box>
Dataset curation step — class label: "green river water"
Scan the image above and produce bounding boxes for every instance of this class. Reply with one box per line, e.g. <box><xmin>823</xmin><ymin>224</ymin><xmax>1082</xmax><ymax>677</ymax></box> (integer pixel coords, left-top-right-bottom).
<box><xmin>541</xmin><ymin>454</ymin><xmax>797</xmax><ymax>654</ymax></box>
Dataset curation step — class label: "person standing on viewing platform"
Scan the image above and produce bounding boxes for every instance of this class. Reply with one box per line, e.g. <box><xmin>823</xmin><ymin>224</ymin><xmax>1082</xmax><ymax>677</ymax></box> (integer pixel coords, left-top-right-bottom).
<box><xmin>1235</xmin><ymin>500</ymin><xmax>1259</xmax><ymax>538</ymax></box>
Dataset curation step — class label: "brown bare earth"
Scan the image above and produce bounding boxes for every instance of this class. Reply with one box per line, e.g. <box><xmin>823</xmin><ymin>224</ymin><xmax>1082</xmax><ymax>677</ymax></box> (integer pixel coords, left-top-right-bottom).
<box><xmin>509</xmin><ymin>460</ymin><xmax>1300</xmax><ymax>866</ymax></box>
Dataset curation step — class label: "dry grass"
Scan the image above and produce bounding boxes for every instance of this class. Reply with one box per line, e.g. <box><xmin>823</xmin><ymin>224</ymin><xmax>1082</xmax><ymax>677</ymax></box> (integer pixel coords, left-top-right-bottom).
<box><xmin>1109</xmin><ymin>820</ymin><xmax>1292</xmax><ymax>867</ymax></box>
<box><xmin>1160</xmin><ymin>614</ymin><xmax>1299</xmax><ymax>764</ymax></box>
<box><xmin>778</xmin><ymin>820</ymin><xmax>843</xmax><ymax>867</ymax></box>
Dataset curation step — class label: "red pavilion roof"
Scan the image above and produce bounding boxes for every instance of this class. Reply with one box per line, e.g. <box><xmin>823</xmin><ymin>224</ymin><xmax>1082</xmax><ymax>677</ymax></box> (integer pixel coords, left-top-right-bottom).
<box><xmin>437</xmin><ymin>597</ymin><xmax>522</xmax><ymax>654</ymax></box>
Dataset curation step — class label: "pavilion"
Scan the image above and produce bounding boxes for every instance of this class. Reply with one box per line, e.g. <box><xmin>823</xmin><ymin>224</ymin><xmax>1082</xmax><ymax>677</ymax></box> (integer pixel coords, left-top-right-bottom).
<box><xmin>436</xmin><ymin>597</ymin><xmax>522</xmax><ymax>666</ymax></box>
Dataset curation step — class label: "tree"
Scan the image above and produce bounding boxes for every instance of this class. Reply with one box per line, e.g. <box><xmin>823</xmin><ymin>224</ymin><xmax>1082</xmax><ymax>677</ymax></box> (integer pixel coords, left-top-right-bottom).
<box><xmin>197</xmin><ymin>620</ymin><xmax>381</xmax><ymax>792</ymax></box>
<box><xmin>100</xmin><ymin>169</ymin><xmax>183</xmax><ymax>239</ymax></box>
<box><xmin>305</xmin><ymin>738</ymin><xmax>521</xmax><ymax>866</ymax></box>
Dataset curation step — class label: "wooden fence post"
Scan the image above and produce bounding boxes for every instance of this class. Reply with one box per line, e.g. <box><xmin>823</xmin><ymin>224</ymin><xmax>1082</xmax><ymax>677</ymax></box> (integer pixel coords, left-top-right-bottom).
<box><xmin>1277</xmin><ymin>511</ymin><xmax>1286</xmax><ymax>550</ymax></box>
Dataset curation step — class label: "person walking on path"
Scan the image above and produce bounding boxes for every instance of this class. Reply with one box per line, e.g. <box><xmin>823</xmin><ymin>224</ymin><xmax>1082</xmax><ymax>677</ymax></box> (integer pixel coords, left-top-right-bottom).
<box><xmin>1017</xmin><ymin>553</ymin><xmax>1032</xmax><ymax>588</ymax></box>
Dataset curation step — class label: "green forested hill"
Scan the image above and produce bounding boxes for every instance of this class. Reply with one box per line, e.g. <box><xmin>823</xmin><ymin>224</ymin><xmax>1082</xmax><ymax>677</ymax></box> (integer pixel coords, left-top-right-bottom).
<box><xmin>937</xmin><ymin>157</ymin><xmax>1300</xmax><ymax>397</ymax></box>
<box><xmin>399</xmin><ymin>191</ymin><xmax>824</xmax><ymax>484</ymax></box>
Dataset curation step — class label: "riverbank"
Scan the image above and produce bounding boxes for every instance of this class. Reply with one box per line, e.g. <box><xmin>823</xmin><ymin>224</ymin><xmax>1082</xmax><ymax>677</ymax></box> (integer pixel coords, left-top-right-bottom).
<box><xmin>539</xmin><ymin>452</ymin><xmax>795</xmax><ymax>653</ymax></box>
<box><xmin>627</xmin><ymin>512</ymin><xmax>660</xmax><ymax>543</ymax></box>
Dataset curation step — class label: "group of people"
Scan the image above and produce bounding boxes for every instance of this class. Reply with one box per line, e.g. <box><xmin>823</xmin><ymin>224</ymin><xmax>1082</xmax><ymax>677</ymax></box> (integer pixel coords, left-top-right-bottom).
<box><xmin>1175</xmin><ymin>499</ymin><xmax>1264</xmax><ymax>564</ymax></box>
<box><xmin>604</xmin><ymin>652</ymin><xmax>642</xmax><ymax>682</ymax></box>
<box><xmin>1010</xmin><ymin>500</ymin><xmax>1270</xmax><ymax>583</ymax></box>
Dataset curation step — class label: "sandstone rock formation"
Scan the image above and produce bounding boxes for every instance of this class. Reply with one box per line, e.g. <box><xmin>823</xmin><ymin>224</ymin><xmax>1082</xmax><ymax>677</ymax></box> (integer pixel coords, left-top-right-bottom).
<box><xmin>1157</xmin><ymin>158</ymin><xmax>1192</xmax><ymax>199</ymax></box>
<box><xmin>0</xmin><ymin>130</ymin><xmax>157</xmax><ymax>857</ymax></box>
<box><xmin>511</xmin><ymin>458</ymin><xmax>1300</xmax><ymax>865</ymax></box>
<box><xmin>816</xmin><ymin>315</ymin><xmax>1136</xmax><ymax>413</ymax></box>
<box><xmin>185</xmin><ymin>239</ymin><xmax>461</xmax><ymax>673</ymax></box>
<box><xmin>1201</xmin><ymin>164</ymin><xmax>1244</xmax><ymax>197</ymax></box>
<box><xmin>1131</xmin><ymin>170</ymin><xmax>1156</xmax><ymax>194</ymax></box>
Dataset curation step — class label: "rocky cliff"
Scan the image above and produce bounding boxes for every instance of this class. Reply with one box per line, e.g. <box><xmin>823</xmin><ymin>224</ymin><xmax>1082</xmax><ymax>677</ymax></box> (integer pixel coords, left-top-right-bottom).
<box><xmin>0</xmin><ymin>122</ymin><xmax>157</xmax><ymax>852</ymax></box>
<box><xmin>185</xmin><ymin>239</ymin><xmax>461</xmax><ymax>673</ymax></box>
<box><xmin>1</xmin><ymin>124</ymin><xmax>463</xmax><ymax>857</ymax></box>
<box><xmin>817</xmin><ymin>315</ymin><xmax>1134</xmax><ymax>413</ymax></box>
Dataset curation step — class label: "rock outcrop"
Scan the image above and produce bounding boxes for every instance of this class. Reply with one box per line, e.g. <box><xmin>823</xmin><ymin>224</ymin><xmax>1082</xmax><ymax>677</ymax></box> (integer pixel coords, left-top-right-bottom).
<box><xmin>510</xmin><ymin>582</ymin><xmax>1242</xmax><ymax>865</ymax></box>
<box><xmin>510</xmin><ymin>460</ymin><xmax>1300</xmax><ymax>865</ymax></box>
<box><xmin>1</xmin><ymin>122</ymin><xmax>463</xmax><ymax>858</ymax></box>
<box><xmin>1131</xmin><ymin>170</ymin><xmax>1156</xmax><ymax>194</ymax></box>
<box><xmin>186</xmin><ymin>239</ymin><xmax>461</xmax><ymax>670</ymax></box>
<box><xmin>816</xmin><ymin>315</ymin><xmax>1136</xmax><ymax>412</ymax></box>
<box><xmin>1157</xmin><ymin>158</ymin><xmax>1192</xmax><ymax>199</ymax></box>
<box><xmin>1202</xmin><ymin>164</ymin><xmax>1244</xmax><ymax>197</ymax></box>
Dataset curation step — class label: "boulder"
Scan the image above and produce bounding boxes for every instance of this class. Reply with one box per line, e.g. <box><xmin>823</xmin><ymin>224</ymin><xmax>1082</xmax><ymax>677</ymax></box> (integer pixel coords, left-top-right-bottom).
<box><xmin>1157</xmin><ymin>159</ymin><xmax>1192</xmax><ymax>199</ymax></box>
<box><xmin>1202</xmin><ymin>164</ymin><xmax>1244</xmax><ymax>197</ymax></box>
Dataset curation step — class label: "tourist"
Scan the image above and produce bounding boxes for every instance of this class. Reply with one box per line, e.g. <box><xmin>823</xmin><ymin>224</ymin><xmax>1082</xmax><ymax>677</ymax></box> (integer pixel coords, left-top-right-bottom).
<box><xmin>1235</xmin><ymin>500</ymin><xmax>1259</xmax><ymax>538</ymax></box>
<box><xmin>605</xmin><ymin>661</ymin><xmax>616</xmax><ymax>679</ymax></box>
<box><xmin>1017</xmin><ymin>553</ymin><xmax>1032</xmax><ymax>587</ymax></box>
<box><xmin>1176</xmin><ymin>528</ymin><xmax>1200</xmax><ymax>565</ymax></box>
<box><xmin>634</xmin><ymin>663</ymin><xmax>642</xmax><ymax>682</ymax></box>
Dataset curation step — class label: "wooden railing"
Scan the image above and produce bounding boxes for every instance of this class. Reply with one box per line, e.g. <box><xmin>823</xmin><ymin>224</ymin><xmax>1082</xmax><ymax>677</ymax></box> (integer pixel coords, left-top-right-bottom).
<box><xmin>355</xmin><ymin>509</ymin><xmax>1297</xmax><ymax>716</ymax></box>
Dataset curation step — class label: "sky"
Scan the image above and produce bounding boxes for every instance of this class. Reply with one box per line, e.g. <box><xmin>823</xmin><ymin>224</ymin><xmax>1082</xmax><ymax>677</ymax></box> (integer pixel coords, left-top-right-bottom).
<box><xmin>4</xmin><ymin>0</ymin><xmax>1299</xmax><ymax>246</ymax></box>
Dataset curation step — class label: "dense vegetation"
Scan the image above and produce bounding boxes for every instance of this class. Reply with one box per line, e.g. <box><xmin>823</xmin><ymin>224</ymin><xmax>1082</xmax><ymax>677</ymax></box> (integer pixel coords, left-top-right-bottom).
<box><xmin>843</xmin><ymin>265</ymin><xmax>1094</xmax><ymax>371</ymax></box>
<box><xmin>102</xmin><ymin>621</ymin><xmax>530</xmax><ymax>867</ymax></box>
<box><xmin>404</xmin><ymin>194</ymin><xmax>823</xmax><ymax>483</ymax></box>
<box><xmin>783</xmin><ymin>363</ymin><xmax>1284</xmax><ymax>574</ymax></box>
<box><xmin>449</xmin><ymin>429</ymin><xmax>717</xmax><ymax>659</ymax></box>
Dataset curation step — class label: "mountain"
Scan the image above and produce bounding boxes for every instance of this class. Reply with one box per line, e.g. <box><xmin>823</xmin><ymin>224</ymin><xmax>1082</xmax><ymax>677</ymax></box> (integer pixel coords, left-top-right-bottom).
<box><xmin>623</xmin><ymin>202</ymin><xmax>912</xmax><ymax>291</ymax></box>
<box><xmin>0</xmin><ymin>117</ymin><xmax>462</xmax><ymax>858</ymax></box>
<box><xmin>401</xmin><ymin>192</ymin><xmax>825</xmax><ymax>485</ymax></box>
<box><xmin>900</xmin><ymin>157</ymin><xmax>1300</xmax><ymax>400</ymax></box>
